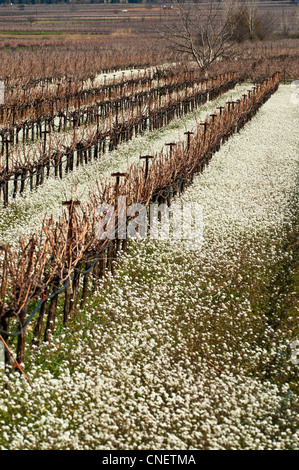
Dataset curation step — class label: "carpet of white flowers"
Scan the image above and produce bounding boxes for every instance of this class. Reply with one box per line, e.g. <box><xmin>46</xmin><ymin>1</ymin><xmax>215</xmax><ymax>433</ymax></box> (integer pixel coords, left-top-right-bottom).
<box><xmin>0</xmin><ymin>84</ymin><xmax>298</xmax><ymax>450</ymax></box>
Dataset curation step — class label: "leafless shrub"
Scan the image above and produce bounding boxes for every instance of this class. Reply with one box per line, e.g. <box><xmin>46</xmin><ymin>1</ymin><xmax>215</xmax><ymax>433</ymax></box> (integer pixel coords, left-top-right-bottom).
<box><xmin>158</xmin><ymin>0</ymin><xmax>239</xmax><ymax>71</ymax></box>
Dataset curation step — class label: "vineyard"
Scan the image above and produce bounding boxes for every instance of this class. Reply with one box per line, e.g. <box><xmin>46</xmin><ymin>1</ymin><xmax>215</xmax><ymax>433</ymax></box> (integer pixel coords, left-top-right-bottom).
<box><xmin>0</xmin><ymin>69</ymin><xmax>280</xmax><ymax>365</ymax></box>
<box><xmin>0</xmin><ymin>16</ymin><xmax>298</xmax><ymax>450</ymax></box>
<box><xmin>0</xmin><ymin>70</ymin><xmax>238</xmax><ymax>204</ymax></box>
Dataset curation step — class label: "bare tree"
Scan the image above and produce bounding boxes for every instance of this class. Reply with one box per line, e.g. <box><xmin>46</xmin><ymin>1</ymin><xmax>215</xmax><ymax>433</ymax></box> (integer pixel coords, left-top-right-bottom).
<box><xmin>227</xmin><ymin>0</ymin><xmax>275</xmax><ymax>42</ymax></box>
<box><xmin>158</xmin><ymin>0</ymin><xmax>239</xmax><ymax>71</ymax></box>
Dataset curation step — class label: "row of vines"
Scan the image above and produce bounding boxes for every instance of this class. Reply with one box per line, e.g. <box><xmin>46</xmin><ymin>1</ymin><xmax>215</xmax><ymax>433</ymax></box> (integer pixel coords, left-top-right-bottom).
<box><xmin>0</xmin><ymin>71</ymin><xmax>239</xmax><ymax>205</ymax></box>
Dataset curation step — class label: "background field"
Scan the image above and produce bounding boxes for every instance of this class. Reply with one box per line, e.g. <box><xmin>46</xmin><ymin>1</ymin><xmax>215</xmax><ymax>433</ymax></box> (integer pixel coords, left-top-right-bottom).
<box><xmin>0</xmin><ymin>1</ymin><xmax>298</xmax><ymax>37</ymax></box>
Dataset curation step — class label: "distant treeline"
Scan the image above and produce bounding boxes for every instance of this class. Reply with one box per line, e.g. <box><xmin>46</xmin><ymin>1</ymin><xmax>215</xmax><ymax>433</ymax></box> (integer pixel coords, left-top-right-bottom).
<box><xmin>0</xmin><ymin>0</ymin><xmax>145</xmax><ymax>5</ymax></box>
<box><xmin>0</xmin><ymin>0</ymin><xmax>296</xmax><ymax>5</ymax></box>
<box><xmin>0</xmin><ymin>0</ymin><xmax>297</xmax><ymax>6</ymax></box>
<box><xmin>0</xmin><ymin>0</ymin><xmax>148</xmax><ymax>5</ymax></box>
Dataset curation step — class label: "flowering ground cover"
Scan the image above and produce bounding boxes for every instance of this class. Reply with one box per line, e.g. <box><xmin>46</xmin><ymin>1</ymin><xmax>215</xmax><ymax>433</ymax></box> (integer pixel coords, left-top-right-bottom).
<box><xmin>0</xmin><ymin>84</ymin><xmax>298</xmax><ymax>450</ymax></box>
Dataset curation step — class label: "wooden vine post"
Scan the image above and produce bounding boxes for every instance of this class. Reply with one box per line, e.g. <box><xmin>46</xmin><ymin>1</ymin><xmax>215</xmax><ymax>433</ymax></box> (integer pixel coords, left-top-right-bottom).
<box><xmin>140</xmin><ymin>155</ymin><xmax>153</xmax><ymax>180</ymax></box>
<box><xmin>200</xmin><ymin>122</ymin><xmax>209</xmax><ymax>143</ymax></box>
<box><xmin>111</xmin><ymin>172</ymin><xmax>127</xmax><ymax>266</ymax></box>
<box><xmin>2</xmin><ymin>137</ymin><xmax>12</xmax><ymax>172</ymax></box>
<box><xmin>2</xmin><ymin>137</ymin><xmax>13</xmax><ymax>207</ymax></box>
<box><xmin>62</xmin><ymin>199</ymin><xmax>80</xmax><ymax>325</ymax></box>
<box><xmin>165</xmin><ymin>142</ymin><xmax>176</xmax><ymax>158</ymax></box>
<box><xmin>41</xmin><ymin>128</ymin><xmax>50</xmax><ymax>155</ymax></box>
<box><xmin>184</xmin><ymin>131</ymin><xmax>194</xmax><ymax>152</ymax></box>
